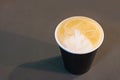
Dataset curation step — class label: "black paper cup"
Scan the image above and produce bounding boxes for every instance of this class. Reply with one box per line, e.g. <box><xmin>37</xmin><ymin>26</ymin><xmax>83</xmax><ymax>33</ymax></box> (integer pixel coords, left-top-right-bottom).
<box><xmin>55</xmin><ymin>16</ymin><xmax>104</xmax><ymax>75</ymax></box>
<box><xmin>59</xmin><ymin>47</ymin><xmax>97</xmax><ymax>75</ymax></box>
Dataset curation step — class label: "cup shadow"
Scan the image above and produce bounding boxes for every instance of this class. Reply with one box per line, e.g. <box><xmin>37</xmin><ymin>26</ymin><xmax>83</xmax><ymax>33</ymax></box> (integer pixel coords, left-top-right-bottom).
<box><xmin>19</xmin><ymin>56</ymin><xmax>68</xmax><ymax>74</ymax></box>
<box><xmin>9</xmin><ymin>56</ymin><xmax>76</xmax><ymax>80</ymax></box>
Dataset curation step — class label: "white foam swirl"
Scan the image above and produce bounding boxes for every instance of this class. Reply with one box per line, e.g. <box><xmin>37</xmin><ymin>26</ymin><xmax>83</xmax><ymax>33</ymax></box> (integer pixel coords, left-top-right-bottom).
<box><xmin>62</xmin><ymin>29</ymin><xmax>94</xmax><ymax>53</ymax></box>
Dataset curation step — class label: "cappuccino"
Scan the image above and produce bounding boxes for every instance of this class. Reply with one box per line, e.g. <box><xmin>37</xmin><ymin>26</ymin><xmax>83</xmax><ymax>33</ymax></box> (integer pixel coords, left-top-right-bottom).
<box><xmin>55</xmin><ymin>16</ymin><xmax>104</xmax><ymax>54</ymax></box>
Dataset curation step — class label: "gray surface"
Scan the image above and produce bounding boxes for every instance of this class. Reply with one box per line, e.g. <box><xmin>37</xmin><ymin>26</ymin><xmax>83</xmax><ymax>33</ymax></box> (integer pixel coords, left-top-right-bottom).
<box><xmin>0</xmin><ymin>0</ymin><xmax>120</xmax><ymax>80</ymax></box>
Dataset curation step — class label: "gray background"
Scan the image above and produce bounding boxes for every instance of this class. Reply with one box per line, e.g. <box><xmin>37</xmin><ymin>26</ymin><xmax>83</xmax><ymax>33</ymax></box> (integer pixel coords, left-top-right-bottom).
<box><xmin>0</xmin><ymin>0</ymin><xmax>120</xmax><ymax>80</ymax></box>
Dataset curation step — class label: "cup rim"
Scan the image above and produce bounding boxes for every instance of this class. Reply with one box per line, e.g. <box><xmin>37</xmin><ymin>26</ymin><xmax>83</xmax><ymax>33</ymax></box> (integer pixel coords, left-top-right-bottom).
<box><xmin>55</xmin><ymin>16</ymin><xmax>104</xmax><ymax>54</ymax></box>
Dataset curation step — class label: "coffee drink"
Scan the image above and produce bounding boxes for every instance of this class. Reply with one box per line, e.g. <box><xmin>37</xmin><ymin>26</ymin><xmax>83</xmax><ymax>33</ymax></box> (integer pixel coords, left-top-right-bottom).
<box><xmin>55</xmin><ymin>16</ymin><xmax>104</xmax><ymax>54</ymax></box>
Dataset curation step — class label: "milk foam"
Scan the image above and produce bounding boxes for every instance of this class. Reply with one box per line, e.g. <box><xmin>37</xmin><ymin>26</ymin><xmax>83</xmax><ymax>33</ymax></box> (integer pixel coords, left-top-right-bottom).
<box><xmin>62</xmin><ymin>29</ymin><xmax>94</xmax><ymax>53</ymax></box>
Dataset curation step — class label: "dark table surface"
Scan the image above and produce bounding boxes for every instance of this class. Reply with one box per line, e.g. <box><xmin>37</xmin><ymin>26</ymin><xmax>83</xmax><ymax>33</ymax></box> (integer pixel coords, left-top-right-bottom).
<box><xmin>0</xmin><ymin>0</ymin><xmax>120</xmax><ymax>80</ymax></box>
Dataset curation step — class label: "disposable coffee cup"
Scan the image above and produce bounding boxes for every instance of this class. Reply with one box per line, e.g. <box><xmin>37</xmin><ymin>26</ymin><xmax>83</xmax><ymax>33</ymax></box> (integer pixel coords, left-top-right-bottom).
<box><xmin>55</xmin><ymin>16</ymin><xmax>104</xmax><ymax>75</ymax></box>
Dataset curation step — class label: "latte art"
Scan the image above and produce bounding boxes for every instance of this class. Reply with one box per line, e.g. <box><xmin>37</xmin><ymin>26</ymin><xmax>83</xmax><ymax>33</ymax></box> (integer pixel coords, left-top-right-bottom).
<box><xmin>55</xmin><ymin>16</ymin><xmax>104</xmax><ymax>54</ymax></box>
<box><xmin>63</xmin><ymin>29</ymin><xmax>93</xmax><ymax>53</ymax></box>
